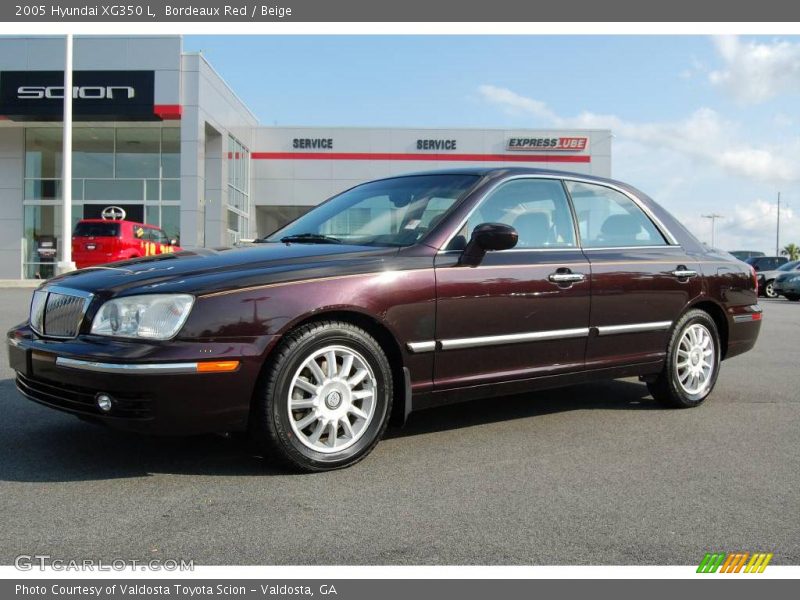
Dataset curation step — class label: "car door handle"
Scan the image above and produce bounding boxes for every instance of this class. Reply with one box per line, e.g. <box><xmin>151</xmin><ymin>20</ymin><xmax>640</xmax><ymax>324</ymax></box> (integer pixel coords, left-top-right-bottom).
<box><xmin>549</xmin><ymin>272</ymin><xmax>586</xmax><ymax>283</ymax></box>
<box><xmin>670</xmin><ymin>267</ymin><xmax>698</xmax><ymax>278</ymax></box>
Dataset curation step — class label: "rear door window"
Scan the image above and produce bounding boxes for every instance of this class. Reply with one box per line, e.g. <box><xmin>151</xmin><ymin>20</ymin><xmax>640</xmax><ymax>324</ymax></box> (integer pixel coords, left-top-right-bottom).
<box><xmin>566</xmin><ymin>181</ymin><xmax>667</xmax><ymax>248</ymax></box>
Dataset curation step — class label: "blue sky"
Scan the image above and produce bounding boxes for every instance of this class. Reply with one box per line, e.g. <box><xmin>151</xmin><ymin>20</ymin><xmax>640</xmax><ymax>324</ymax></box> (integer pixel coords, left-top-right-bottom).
<box><xmin>186</xmin><ymin>35</ymin><xmax>800</xmax><ymax>253</ymax></box>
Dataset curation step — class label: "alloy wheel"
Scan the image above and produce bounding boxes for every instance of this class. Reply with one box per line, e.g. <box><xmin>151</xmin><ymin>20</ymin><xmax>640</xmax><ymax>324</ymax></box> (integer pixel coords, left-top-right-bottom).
<box><xmin>675</xmin><ymin>323</ymin><xmax>715</xmax><ymax>396</ymax></box>
<box><xmin>287</xmin><ymin>345</ymin><xmax>377</xmax><ymax>453</ymax></box>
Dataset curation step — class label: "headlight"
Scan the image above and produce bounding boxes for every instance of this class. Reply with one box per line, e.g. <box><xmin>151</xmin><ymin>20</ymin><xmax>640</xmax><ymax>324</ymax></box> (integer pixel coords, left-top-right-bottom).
<box><xmin>90</xmin><ymin>294</ymin><xmax>194</xmax><ymax>340</ymax></box>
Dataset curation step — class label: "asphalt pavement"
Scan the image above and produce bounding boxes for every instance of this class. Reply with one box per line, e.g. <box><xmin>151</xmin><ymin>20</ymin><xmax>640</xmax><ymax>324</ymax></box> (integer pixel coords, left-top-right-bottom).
<box><xmin>0</xmin><ymin>289</ymin><xmax>797</xmax><ymax>565</ymax></box>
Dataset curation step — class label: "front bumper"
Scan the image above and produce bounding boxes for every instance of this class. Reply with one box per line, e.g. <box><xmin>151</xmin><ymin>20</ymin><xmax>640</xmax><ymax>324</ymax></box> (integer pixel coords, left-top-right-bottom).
<box><xmin>773</xmin><ymin>279</ymin><xmax>800</xmax><ymax>296</ymax></box>
<box><xmin>7</xmin><ymin>325</ymin><xmax>275</xmax><ymax>435</ymax></box>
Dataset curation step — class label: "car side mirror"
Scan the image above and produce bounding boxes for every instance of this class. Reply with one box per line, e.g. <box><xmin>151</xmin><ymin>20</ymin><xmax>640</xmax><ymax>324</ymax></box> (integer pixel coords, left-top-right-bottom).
<box><xmin>460</xmin><ymin>222</ymin><xmax>518</xmax><ymax>266</ymax></box>
<box><xmin>753</xmin><ymin>265</ymin><xmax>761</xmax><ymax>272</ymax></box>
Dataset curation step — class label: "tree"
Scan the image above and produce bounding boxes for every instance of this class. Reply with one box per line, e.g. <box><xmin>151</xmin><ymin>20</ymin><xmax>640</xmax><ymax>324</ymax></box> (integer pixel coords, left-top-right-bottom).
<box><xmin>781</xmin><ymin>243</ymin><xmax>800</xmax><ymax>261</ymax></box>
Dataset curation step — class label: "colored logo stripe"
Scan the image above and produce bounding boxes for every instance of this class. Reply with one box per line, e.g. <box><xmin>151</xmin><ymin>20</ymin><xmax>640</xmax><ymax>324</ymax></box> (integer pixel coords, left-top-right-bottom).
<box><xmin>697</xmin><ymin>553</ymin><xmax>726</xmax><ymax>573</ymax></box>
<box><xmin>250</xmin><ymin>151</ymin><xmax>591</xmax><ymax>163</ymax></box>
<box><xmin>697</xmin><ymin>552</ymin><xmax>773</xmax><ymax>573</ymax></box>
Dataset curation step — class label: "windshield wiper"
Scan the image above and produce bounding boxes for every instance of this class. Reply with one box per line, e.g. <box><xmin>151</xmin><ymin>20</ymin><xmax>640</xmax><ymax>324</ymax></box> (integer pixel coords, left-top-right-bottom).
<box><xmin>279</xmin><ymin>233</ymin><xmax>342</xmax><ymax>244</ymax></box>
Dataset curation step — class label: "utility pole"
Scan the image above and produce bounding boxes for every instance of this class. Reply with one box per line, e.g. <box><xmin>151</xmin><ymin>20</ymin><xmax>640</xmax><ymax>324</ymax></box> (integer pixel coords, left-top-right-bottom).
<box><xmin>776</xmin><ymin>192</ymin><xmax>781</xmax><ymax>257</ymax></box>
<box><xmin>701</xmin><ymin>213</ymin><xmax>724</xmax><ymax>248</ymax></box>
<box><xmin>57</xmin><ymin>33</ymin><xmax>76</xmax><ymax>275</ymax></box>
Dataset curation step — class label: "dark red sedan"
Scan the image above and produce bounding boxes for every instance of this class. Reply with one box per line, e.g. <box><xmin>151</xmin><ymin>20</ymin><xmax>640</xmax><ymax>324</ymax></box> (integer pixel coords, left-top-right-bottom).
<box><xmin>7</xmin><ymin>169</ymin><xmax>762</xmax><ymax>471</ymax></box>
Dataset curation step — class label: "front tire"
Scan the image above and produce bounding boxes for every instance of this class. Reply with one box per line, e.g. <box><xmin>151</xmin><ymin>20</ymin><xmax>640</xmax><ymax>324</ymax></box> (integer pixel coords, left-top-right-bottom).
<box><xmin>763</xmin><ymin>280</ymin><xmax>778</xmax><ymax>298</ymax></box>
<box><xmin>647</xmin><ymin>309</ymin><xmax>721</xmax><ymax>408</ymax></box>
<box><xmin>785</xmin><ymin>294</ymin><xmax>800</xmax><ymax>302</ymax></box>
<box><xmin>250</xmin><ymin>321</ymin><xmax>393</xmax><ymax>472</ymax></box>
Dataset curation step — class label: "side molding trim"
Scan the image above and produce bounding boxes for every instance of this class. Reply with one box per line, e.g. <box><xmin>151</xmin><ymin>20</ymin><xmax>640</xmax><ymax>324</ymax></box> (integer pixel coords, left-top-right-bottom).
<box><xmin>407</xmin><ymin>341</ymin><xmax>437</xmax><ymax>353</ymax></box>
<box><xmin>439</xmin><ymin>327</ymin><xmax>590</xmax><ymax>351</ymax></box>
<box><xmin>595</xmin><ymin>321</ymin><xmax>672</xmax><ymax>336</ymax></box>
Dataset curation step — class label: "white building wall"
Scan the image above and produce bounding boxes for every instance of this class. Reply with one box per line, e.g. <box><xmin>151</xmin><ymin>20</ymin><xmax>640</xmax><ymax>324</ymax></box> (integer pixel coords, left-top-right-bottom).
<box><xmin>179</xmin><ymin>53</ymin><xmax>258</xmax><ymax>248</ymax></box>
<box><xmin>251</xmin><ymin>127</ymin><xmax>612</xmax><ymax>214</ymax></box>
<box><xmin>0</xmin><ymin>128</ymin><xmax>23</xmax><ymax>278</ymax></box>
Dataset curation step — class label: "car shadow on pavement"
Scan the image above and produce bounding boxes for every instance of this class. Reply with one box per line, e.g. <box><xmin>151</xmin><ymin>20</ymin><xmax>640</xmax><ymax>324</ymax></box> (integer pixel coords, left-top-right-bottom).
<box><xmin>0</xmin><ymin>377</ymin><xmax>659</xmax><ymax>483</ymax></box>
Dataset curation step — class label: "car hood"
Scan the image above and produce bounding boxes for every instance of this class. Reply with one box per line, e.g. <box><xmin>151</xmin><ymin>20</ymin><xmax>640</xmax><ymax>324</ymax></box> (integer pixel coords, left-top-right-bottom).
<box><xmin>775</xmin><ymin>271</ymin><xmax>800</xmax><ymax>282</ymax></box>
<box><xmin>43</xmin><ymin>243</ymin><xmax>402</xmax><ymax>297</ymax></box>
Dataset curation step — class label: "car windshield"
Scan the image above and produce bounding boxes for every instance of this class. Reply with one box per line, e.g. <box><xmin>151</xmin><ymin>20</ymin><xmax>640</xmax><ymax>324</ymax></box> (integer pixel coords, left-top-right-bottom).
<box><xmin>73</xmin><ymin>222</ymin><xmax>120</xmax><ymax>237</ymax></box>
<box><xmin>777</xmin><ymin>260</ymin><xmax>800</xmax><ymax>271</ymax></box>
<box><xmin>264</xmin><ymin>174</ymin><xmax>480</xmax><ymax>247</ymax></box>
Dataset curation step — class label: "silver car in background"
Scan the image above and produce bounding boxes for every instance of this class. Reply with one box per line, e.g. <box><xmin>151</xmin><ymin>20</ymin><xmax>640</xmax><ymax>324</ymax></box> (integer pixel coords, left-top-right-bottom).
<box><xmin>756</xmin><ymin>260</ymin><xmax>800</xmax><ymax>298</ymax></box>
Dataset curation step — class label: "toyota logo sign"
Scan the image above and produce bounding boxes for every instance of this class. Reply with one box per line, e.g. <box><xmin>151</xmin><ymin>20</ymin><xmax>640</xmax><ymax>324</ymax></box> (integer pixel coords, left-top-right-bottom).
<box><xmin>101</xmin><ymin>206</ymin><xmax>127</xmax><ymax>221</ymax></box>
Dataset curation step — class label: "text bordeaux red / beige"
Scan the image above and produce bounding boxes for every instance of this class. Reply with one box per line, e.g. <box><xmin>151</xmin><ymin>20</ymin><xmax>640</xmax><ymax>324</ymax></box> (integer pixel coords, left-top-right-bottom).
<box><xmin>23</xmin><ymin>6</ymin><xmax>293</xmax><ymax>19</ymax></box>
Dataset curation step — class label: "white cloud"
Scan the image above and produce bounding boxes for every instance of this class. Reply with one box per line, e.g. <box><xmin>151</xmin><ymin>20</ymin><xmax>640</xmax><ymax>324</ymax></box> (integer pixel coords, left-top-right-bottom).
<box><xmin>717</xmin><ymin>199</ymin><xmax>794</xmax><ymax>252</ymax></box>
<box><xmin>477</xmin><ymin>84</ymin><xmax>799</xmax><ymax>184</ymax></box>
<box><xmin>477</xmin><ymin>85</ymin><xmax>557</xmax><ymax>122</ymax></box>
<box><xmin>709</xmin><ymin>35</ymin><xmax>800</xmax><ymax>104</ymax></box>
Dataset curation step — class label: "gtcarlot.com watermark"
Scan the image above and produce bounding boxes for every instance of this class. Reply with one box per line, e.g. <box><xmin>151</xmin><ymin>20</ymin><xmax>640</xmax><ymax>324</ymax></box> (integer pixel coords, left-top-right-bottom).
<box><xmin>14</xmin><ymin>554</ymin><xmax>194</xmax><ymax>572</ymax></box>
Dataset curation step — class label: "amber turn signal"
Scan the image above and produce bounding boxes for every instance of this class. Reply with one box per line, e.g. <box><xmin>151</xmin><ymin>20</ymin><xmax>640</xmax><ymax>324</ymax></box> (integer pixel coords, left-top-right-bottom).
<box><xmin>196</xmin><ymin>361</ymin><xmax>240</xmax><ymax>373</ymax></box>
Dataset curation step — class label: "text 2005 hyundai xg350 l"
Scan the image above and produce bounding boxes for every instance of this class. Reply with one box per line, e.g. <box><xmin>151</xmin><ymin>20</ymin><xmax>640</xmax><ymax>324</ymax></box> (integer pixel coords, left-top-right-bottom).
<box><xmin>7</xmin><ymin>168</ymin><xmax>762</xmax><ymax>471</ymax></box>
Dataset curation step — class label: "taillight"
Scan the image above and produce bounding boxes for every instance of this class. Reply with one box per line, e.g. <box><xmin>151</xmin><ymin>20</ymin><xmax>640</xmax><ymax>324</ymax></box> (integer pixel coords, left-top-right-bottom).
<box><xmin>751</xmin><ymin>266</ymin><xmax>758</xmax><ymax>293</ymax></box>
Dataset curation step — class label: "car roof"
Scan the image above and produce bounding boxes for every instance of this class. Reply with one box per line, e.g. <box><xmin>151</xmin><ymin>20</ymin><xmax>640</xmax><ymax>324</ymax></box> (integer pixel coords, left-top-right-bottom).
<box><xmin>392</xmin><ymin>166</ymin><xmax>616</xmax><ymax>184</ymax></box>
<box><xmin>76</xmin><ymin>219</ymin><xmax>152</xmax><ymax>227</ymax></box>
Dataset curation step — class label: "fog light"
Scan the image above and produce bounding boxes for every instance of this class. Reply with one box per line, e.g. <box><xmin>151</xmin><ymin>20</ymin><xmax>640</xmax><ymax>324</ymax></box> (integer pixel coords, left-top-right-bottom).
<box><xmin>96</xmin><ymin>393</ymin><xmax>113</xmax><ymax>412</ymax></box>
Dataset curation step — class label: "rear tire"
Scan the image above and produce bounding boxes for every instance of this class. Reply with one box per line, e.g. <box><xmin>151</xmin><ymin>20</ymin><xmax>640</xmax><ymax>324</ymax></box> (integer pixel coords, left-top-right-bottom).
<box><xmin>647</xmin><ymin>309</ymin><xmax>720</xmax><ymax>408</ymax></box>
<box><xmin>763</xmin><ymin>280</ymin><xmax>778</xmax><ymax>298</ymax></box>
<box><xmin>785</xmin><ymin>294</ymin><xmax>800</xmax><ymax>302</ymax></box>
<box><xmin>250</xmin><ymin>321</ymin><xmax>393</xmax><ymax>472</ymax></box>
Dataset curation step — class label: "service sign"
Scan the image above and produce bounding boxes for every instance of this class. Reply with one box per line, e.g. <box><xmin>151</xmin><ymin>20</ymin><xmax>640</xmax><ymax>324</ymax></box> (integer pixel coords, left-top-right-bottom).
<box><xmin>0</xmin><ymin>70</ymin><xmax>156</xmax><ymax>121</ymax></box>
<box><xmin>507</xmin><ymin>136</ymin><xmax>589</xmax><ymax>152</ymax></box>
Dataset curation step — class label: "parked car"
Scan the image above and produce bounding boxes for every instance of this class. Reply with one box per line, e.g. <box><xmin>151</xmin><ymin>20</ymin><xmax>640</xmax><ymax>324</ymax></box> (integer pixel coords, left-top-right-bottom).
<box><xmin>756</xmin><ymin>260</ymin><xmax>800</xmax><ymax>298</ymax></box>
<box><xmin>772</xmin><ymin>269</ymin><xmax>800</xmax><ymax>301</ymax></box>
<box><xmin>7</xmin><ymin>169</ymin><xmax>762</xmax><ymax>471</ymax></box>
<box><xmin>745</xmin><ymin>255</ymin><xmax>788</xmax><ymax>272</ymax></box>
<box><xmin>730</xmin><ymin>250</ymin><xmax>765</xmax><ymax>261</ymax></box>
<box><xmin>72</xmin><ymin>207</ymin><xmax>181</xmax><ymax>270</ymax></box>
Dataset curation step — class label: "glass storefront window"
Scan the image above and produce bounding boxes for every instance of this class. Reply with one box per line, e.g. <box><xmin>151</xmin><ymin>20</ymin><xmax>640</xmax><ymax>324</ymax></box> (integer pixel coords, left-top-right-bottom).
<box><xmin>74</xmin><ymin>128</ymin><xmax>114</xmax><ymax>178</ymax></box>
<box><xmin>22</xmin><ymin>205</ymin><xmax>84</xmax><ymax>279</ymax></box>
<box><xmin>146</xmin><ymin>205</ymin><xmax>160</xmax><ymax>228</ymax></box>
<box><xmin>227</xmin><ymin>135</ymin><xmax>250</xmax><ymax>243</ymax></box>
<box><xmin>22</xmin><ymin>125</ymin><xmax>181</xmax><ymax>278</ymax></box>
<box><xmin>161</xmin><ymin>205</ymin><xmax>180</xmax><ymax>243</ymax></box>
<box><xmin>24</xmin><ymin>179</ymin><xmax>83</xmax><ymax>200</ymax></box>
<box><xmin>84</xmin><ymin>179</ymin><xmax>145</xmax><ymax>202</ymax></box>
<box><xmin>161</xmin><ymin>128</ymin><xmax>180</xmax><ymax>179</ymax></box>
<box><xmin>25</xmin><ymin>128</ymin><xmax>62</xmax><ymax>179</ymax></box>
<box><xmin>146</xmin><ymin>179</ymin><xmax>160</xmax><ymax>201</ymax></box>
<box><xmin>115</xmin><ymin>128</ymin><xmax>160</xmax><ymax>178</ymax></box>
<box><xmin>161</xmin><ymin>180</ymin><xmax>180</xmax><ymax>201</ymax></box>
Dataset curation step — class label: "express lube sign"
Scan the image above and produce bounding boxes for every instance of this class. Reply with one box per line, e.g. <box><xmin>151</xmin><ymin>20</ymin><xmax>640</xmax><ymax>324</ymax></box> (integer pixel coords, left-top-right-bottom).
<box><xmin>507</xmin><ymin>136</ymin><xmax>588</xmax><ymax>152</ymax></box>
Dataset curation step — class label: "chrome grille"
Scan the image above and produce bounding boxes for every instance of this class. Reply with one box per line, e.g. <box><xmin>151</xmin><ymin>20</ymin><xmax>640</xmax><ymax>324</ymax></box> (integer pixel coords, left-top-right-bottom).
<box><xmin>29</xmin><ymin>290</ymin><xmax>47</xmax><ymax>334</ymax></box>
<box><xmin>29</xmin><ymin>287</ymin><xmax>92</xmax><ymax>339</ymax></box>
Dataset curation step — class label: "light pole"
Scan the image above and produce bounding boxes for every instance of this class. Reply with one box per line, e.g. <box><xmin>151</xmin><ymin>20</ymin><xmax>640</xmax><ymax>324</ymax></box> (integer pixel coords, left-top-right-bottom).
<box><xmin>701</xmin><ymin>213</ymin><xmax>724</xmax><ymax>249</ymax></box>
<box><xmin>57</xmin><ymin>33</ymin><xmax>76</xmax><ymax>275</ymax></box>
<box><xmin>775</xmin><ymin>192</ymin><xmax>781</xmax><ymax>257</ymax></box>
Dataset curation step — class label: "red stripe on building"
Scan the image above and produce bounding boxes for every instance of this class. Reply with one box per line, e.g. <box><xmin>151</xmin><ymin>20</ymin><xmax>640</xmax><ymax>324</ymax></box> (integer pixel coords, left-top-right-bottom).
<box><xmin>154</xmin><ymin>104</ymin><xmax>183</xmax><ymax>120</ymax></box>
<box><xmin>251</xmin><ymin>151</ymin><xmax>590</xmax><ymax>163</ymax></box>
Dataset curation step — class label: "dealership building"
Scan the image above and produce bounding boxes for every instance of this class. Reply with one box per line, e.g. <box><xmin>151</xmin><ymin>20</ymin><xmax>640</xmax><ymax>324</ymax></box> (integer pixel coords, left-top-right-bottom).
<box><xmin>0</xmin><ymin>35</ymin><xmax>612</xmax><ymax>279</ymax></box>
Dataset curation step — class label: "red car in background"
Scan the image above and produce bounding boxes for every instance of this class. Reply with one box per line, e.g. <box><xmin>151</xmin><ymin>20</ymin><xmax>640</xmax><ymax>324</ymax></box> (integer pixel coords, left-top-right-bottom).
<box><xmin>72</xmin><ymin>207</ymin><xmax>180</xmax><ymax>269</ymax></box>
